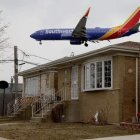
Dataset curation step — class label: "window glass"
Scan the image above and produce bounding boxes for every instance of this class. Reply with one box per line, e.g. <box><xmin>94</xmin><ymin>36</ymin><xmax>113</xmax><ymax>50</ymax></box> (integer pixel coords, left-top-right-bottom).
<box><xmin>90</xmin><ymin>63</ymin><xmax>95</xmax><ymax>88</ymax></box>
<box><xmin>25</xmin><ymin>76</ymin><xmax>39</xmax><ymax>96</ymax></box>
<box><xmin>104</xmin><ymin>60</ymin><xmax>111</xmax><ymax>88</ymax></box>
<box><xmin>85</xmin><ymin>64</ymin><xmax>90</xmax><ymax>89</ymax></box>
<box><xmin>96</xmin><ymin>62</ymin><xmax>102</xmax><ymax>88</ymax></box>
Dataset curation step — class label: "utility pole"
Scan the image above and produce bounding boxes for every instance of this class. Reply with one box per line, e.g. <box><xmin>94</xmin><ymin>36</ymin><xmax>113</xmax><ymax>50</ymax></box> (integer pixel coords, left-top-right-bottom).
<box><xmin>10</xmin><ymin>76</ymin><xmax>14</xmax><ymax>99</ymax></box>
<box><xmin>14</xmin><ymin>46</ymin><xmax>18</xmax><ymax>99</ymax></box>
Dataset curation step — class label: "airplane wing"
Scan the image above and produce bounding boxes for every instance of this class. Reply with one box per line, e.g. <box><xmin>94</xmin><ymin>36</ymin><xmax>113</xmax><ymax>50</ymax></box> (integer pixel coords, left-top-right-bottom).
<box><xmin>72</xmin><ymin>7</ymin><xmax>90</xmax><ymax>39</ymax></box>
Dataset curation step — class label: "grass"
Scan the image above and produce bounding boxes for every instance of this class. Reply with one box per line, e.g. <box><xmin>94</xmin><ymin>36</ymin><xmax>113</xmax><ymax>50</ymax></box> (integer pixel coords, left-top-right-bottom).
<box><xmin>0</xmin><ymin>122</ymin><xmax>139</xmax><ymax>140</ymax></box>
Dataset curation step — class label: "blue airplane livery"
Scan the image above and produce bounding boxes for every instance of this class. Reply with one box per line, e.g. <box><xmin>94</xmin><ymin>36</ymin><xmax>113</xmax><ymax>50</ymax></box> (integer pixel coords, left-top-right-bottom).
<box><xmin>30</xmin><ymin>7</ymin><xmax>140</xmax><ymax>47</ymax></box>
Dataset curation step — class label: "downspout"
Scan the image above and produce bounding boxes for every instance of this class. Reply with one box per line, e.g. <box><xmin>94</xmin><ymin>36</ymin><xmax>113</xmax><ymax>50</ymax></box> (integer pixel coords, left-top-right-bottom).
<box><xmin>136</xmin><ymin>57</ymin><xmax>138</xmax><ymax>120</ymax></box>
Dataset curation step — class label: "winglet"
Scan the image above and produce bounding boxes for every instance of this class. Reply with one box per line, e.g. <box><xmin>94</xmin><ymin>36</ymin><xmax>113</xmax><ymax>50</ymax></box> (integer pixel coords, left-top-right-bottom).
<box><xmin>84</xmin><ymin>7</ymin><xmax>91</xmax><ymax>17</ymax></box>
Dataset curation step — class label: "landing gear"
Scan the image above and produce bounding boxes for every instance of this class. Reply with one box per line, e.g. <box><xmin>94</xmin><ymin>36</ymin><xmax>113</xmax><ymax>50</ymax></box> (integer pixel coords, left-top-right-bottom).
<box><xmin>39</xmin><ymin>41</ymin><xmax>42</xmax><ymax>45</ymax></box>
<box><xmin>84</xmin><ymin>41</ymin><xmax>88</xmax><ymax>47</ymax></box>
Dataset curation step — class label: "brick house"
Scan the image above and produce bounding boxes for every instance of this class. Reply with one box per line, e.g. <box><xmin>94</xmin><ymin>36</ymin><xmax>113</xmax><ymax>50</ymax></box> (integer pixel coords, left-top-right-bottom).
<box><xmin>17</xmin><ymin>41</ymin><xmax>140</xmax><ymax>123</ymax></box>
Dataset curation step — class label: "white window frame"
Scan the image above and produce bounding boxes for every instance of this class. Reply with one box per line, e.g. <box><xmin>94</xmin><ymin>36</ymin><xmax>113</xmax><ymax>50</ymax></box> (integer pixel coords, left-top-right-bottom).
<box><xmin>82</xmin><ymin>59</ymin><xmax>112</xmax><ymax>91</ymax></box>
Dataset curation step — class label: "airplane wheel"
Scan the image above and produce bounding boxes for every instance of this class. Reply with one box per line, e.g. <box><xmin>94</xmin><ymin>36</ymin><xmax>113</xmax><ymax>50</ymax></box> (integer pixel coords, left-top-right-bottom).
<box><xmin>84</xmin><ymin>42</ymin><xmax>88</xmax><ymax>47</ymax></box>
<box><xmin>39</xmin><ymin>41</ymin><xmax>42</xmax><ymax>45</ymax></box>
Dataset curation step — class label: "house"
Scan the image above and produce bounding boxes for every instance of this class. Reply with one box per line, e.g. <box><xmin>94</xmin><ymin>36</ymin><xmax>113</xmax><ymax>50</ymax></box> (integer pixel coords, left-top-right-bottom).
<box><xmin>17</xmin><ymin>41</ymin><xmax>140</xmax><ymax>123</ymax></box>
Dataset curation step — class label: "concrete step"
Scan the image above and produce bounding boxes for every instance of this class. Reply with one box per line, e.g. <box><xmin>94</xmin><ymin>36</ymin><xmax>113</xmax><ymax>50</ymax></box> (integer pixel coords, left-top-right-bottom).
<box><xmin>30</xmin><ymin>117</ymin><xmax>46</xmax><ymax>123</ymax></box>
<box><xmin>7</xmin><ymin>115</ymin><xmax>21</xmax><ymax>121</ymax></box>
<box><xmin>33</xmin><ymin>110</ymin><xmax>51</xmax><ymax>118</ymax></box>
<box><xmin>7</xmin><ymin>116</ymin><xmax>15</xmax><ymax>118</ymax></box>
<box><xmin>19</xmin><ymin>109</ymin><xmax>26</xmax><ymax>112</ymax></box>
<box><xmin>0</xmin><ymin>117</ymin><xmax>13</xmax><ymax>122</ymax></box>
<box><xmin>0</xmin><ymin>116</ymin><xmax>21</xmax><ymax>122</ymax></box>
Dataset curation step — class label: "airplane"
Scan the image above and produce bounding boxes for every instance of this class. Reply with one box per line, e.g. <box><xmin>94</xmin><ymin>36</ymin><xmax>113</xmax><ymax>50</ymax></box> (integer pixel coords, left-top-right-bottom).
<box><xmin>30</xmin><ymin>7</ymin><xmax>140</xmax><ymax>47</ymax></box>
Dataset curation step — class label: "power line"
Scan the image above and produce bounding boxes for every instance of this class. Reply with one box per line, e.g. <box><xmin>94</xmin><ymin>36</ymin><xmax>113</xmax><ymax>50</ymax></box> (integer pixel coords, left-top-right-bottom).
<box><xmin>0</xmin><ymin>46</ymin><xmax>52</xmax><ymax>67</ymax></box>
<box><xmin>29</xmin><ymin>54</ymin><xmax>52</xmax><ymax>61</ymax></box>
<box><xmin>0</xmin><ymin>59</ymin><xmax>40</xmax><ymax>66</ymax></box>
<box><xmin>22</xmin><ymin>61</ymin><xmax>39</xmax><ymax>66</ymax></box>
<box><xmin>3</xmin><ymin>46</ymin><xmax>52</xmax><ymax>64</ymax></box>
<box><xmin>17</xmin><ymin>48</ymin><xmax>52</xmax><ymax>61</ymax></box>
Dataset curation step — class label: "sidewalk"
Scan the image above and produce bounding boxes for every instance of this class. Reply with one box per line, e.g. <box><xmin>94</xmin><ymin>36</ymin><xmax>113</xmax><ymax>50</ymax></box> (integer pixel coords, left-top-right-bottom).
<box><xmin>0</xmin><ymin>137</ymin><xmax>9</xmax><ymax>140</ymax></box>
<box><xmin>86</xmin><ymin>134</ymin><xmax>140</xmax><ymax>140</ymax></box>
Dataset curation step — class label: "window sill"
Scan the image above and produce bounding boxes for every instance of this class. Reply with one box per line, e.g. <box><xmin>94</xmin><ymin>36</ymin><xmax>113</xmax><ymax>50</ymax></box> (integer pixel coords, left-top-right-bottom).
<box><xmin>82</xmin><ymin>87</ymin><xmax>113</xmax><ymax>92</ymax></box>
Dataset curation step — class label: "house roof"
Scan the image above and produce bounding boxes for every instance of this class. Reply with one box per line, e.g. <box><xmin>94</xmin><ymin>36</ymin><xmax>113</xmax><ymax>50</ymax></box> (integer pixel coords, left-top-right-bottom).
<box><xmin>19</xmin><ymin>41</ymin><xmax>140</xmax><ymax>76</ymax></box>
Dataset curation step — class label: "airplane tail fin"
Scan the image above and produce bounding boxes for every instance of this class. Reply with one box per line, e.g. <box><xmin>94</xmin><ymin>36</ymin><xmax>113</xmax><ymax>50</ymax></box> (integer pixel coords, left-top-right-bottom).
<box><xmin>99</xmin><ymin>7</ymin><xmax>140</xmax><ymax>40</ymax></box>
<box><xmin>121</xmin><ymin>7</ymin><xmax>140</xmax><ymax>29</ymax></box>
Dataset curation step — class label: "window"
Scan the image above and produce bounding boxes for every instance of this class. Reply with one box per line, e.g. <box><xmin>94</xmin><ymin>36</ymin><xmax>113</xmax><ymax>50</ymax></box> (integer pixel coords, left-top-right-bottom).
<box><xmin>90</xmin><ymin>63</ymin><xmax>95</xmax><ymax>88</ymax></box>
<box><xmin>96</xmin><ymin>62</ymin><xmax>102</xmax><ymax>88</ymax></box>
<box><xmin>104</xmin><ymin>60</ymin><xmax>111</xmax><ymax>88</ymax></box>
<box><xmin>25</xmin><ymin>76</ymin><xmax>39</xmax><ymax>96</ymax></box>
<box><xmin>84</xmin><ymin>59</ymin><xmax>112</xmax><ymax>91</ymax></box>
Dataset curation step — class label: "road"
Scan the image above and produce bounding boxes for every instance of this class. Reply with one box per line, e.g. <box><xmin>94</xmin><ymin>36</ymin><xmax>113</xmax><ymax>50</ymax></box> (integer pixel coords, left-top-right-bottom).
<box><xmin>86</xmin><ymin>134</ymin><xmax>140</xmax><ymax>140</ymax></box>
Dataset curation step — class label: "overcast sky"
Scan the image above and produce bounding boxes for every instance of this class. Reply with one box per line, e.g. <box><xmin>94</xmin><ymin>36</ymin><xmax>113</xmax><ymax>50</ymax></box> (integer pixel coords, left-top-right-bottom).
<box><xmin>0</xmin><ymin>0</ymin><xmax>140</xmax><ymax>83</ymax></box>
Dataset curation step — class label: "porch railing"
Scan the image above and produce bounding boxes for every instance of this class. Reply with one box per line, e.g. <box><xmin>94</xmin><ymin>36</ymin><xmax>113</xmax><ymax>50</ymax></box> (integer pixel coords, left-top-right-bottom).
<box><xmin>7</xmin><ymin>96</ymin><xmax>39</xmax><ymax>116</ymax></box>
<box><xmin>7</xmin><ymin>86</ymin><xmax>70</xmax><ymax>118</ymax></box>
<box><xmin>31</xmin><ymin>87</ymin><xmax>70</xmax><ymax>118</ymax></box>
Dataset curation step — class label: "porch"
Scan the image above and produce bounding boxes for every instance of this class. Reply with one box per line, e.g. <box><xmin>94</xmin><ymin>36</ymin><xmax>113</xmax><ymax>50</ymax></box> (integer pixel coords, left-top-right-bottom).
<box><xmin>7</xmin><ymin>87</ymin><xmax>78</xmax><ymax>122</ymax></box>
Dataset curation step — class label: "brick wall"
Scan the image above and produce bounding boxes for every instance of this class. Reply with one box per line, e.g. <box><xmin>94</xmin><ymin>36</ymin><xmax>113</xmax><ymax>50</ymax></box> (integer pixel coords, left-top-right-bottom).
<box><xmin>79</xmin><ymin>56</ymin><xmax>120</xmax><ymax>123</ymax></box>
<box><xmin>138</xmin><ymin>58</ymin><xmax>140</xmax><ymax>113</ymax></box>
<box><xmin>119</xmin><ymin>56</ymin><xmax>136</xmax><ymax>122</ymax></box>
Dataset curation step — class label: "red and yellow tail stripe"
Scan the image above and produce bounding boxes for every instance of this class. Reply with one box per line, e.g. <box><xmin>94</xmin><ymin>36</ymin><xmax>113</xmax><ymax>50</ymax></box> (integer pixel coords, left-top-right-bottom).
<box><xmin>100</xmin><ymin>7</ymin><xmax>140</xmax><ymax>40</ymax></box>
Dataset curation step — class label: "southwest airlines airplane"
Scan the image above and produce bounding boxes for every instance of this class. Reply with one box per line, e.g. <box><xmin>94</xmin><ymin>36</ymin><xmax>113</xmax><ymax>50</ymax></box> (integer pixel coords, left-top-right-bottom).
<box><xmin>30</xmin><ymin>7</ymin><xmax>140</xmax><ymax>47</ymax></box>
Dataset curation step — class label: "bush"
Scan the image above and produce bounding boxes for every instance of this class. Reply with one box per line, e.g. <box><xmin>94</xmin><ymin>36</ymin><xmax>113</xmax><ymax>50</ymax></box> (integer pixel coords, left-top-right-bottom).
<box><xmin>51</xmin><ymin>103</ymin><xmax>64</xmax><ymax>122</ymax></box>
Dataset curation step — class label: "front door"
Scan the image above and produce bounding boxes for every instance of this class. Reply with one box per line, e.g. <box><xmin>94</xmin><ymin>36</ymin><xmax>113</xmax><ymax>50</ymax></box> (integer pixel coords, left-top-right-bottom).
<box><xmin>71</xmin><ymin>66</ymin><xmax>79</xmax><ymax>100</ymax></box>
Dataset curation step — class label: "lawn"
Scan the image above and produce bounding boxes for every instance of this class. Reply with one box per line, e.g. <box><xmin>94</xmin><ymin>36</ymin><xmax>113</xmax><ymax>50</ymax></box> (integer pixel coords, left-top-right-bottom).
<box><xmin>0</xmin><ymin>122</ymin><xmax>139</xmax><ymax>140</ymax></box>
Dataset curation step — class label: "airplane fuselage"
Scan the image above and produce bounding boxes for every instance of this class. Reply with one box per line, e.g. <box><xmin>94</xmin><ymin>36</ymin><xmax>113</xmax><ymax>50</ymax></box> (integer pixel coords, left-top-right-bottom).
<box><xmin>31</xmin><ymin>27</ymin><xmax>138</xmax><ymax>41</ymax></box>
<box><xmin>30</xmin><ymin>7</ymin><xmax>140</xmax><ymax>46</ymax></box>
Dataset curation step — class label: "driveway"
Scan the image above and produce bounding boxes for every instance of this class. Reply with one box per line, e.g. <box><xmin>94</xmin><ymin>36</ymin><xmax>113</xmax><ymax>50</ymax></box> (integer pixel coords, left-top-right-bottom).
<box><xmin>86</xmin><ymin>134</ymin><xmax>140</xmax><ymax>140</ymax></box>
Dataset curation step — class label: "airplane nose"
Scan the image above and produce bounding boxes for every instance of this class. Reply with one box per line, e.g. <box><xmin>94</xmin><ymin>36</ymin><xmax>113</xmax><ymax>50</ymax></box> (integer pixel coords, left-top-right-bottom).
<box><xmin>30</xmin><ymin>33</ymin><xmax>36</xmax><ymax>39</ymax></box>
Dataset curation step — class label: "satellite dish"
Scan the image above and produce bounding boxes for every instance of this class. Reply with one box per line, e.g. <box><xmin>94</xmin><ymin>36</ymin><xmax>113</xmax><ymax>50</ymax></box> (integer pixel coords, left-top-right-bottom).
<box><xmin>0</xmin><ymin>81</ymin><xmax>9</xmax><ymax>89</ymax></box>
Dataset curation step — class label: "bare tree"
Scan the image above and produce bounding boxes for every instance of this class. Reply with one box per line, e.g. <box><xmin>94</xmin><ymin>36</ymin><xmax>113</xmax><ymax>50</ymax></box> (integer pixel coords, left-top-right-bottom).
<box><xmin>0</xmin><ymin>10</ymin><xmax>8</xmax><ymax>52</ymax></box>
